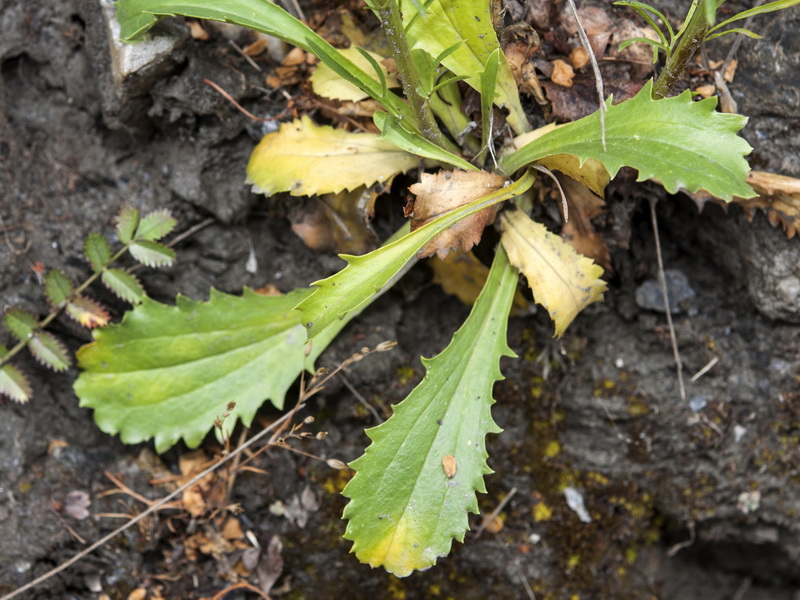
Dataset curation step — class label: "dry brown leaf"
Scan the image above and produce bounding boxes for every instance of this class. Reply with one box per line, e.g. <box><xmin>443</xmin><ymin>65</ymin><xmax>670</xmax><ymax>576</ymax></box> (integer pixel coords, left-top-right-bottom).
<box><xmin>551</xmin><ymin>59</ymin><xmax>575</xmax><ymax>88</ymax></box>
<box><xmin>222</xmin><ymin>516</ymin><xmax>245</xmax><ymax>541</ymax></box>
<box><xmin>186</xmin><ymin>20</ymin><xmax>209</xmax><ymax>41</ymax></box>
<box><xmin>737</xmin><ymin>171</ymin><xmax>800</xmax><ymax>238</ymax></box>
<box><xmin>570</xmin><ymin>46</ymin><xmax>589</xmax><ymax>70</ymax></box>
<box><xmin>500</xmin><ymin>208</ymin><xmax>606</xmax><ymax>337</ymax></box>
<box><xmin>559</xmin><ymin>177</ymin><xmax>612</xmax><ymax>273</ymax></box>
<box><xmin>408</xmin><ymin>170</ymin><xmax>508</xmax><ymax>259</ymax></box>
<box><xmin>429</xmin><ymin>250</ymin><xmax>529</xmax><ymax>311</ymax></box>
<box><xmin>695</xmin><ymin>84</ymin><xmax>716</xmax><ymax>98</ymax></box>
<box><xmin>178</xmin><ymin>450</ymin><xmax>215</xmax><ymax>517</ymax></box>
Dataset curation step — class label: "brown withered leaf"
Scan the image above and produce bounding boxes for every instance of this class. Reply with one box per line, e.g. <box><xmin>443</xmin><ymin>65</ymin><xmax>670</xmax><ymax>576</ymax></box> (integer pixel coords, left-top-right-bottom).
<box><xmin>558</xmin><ymin>176</ymin><xmax>612</xmax><ymax>273</ymax></box>
<box><xmin>408</xmin><ymin>170</ymin><xmax>508</xmax><ymax>259</ymax></box>
<box><xmin>551</xmin><ymin>59</ymin><xmax>575</xmax><ymax>88</ymax></box>
<box><xmin>289</xmin><ymin>186</ymin><xmax>381</xmax><ymax>254</ymax></box>
<box><xmin>429</xmin><ymin>250</ymin><xmax>529</xmax><ymax>312</ymax></box>
<box><xmin>737</xmin><ymin>171</ymin><xmax>800</xmax><ymax>238</ymax></box>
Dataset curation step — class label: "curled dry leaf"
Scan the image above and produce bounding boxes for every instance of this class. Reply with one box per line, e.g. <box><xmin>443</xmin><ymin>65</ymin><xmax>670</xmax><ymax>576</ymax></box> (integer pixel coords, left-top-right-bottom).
<box><xmin>247</xmin><ymin>116</ymin><xmax>418</xmax><ymax>197</ymax></box>
<box><xmin>558</xmin><ymin>176</ymin><xmax>612</xmax><ymax>272</ymax></box>
<box><xmin>429</xmin><ymin>250</ymin><xmax>529</xmax><ymax>312</ymax></box>
<box><xmin>551</xmin><ymin>59</ymin><xmax>575</xmax><ymax>88</ymax></box>
<box><xmin>500</xmin><ymin>208</ymin><xmax>606</xmax><ymax>337</ymax></box>
<box><xmin>408</xmin><ymin>170</ymin><xmax>508</xmax><ymax>259</ymax></box>
<box><xmin>737</xmin><ymin>171</ymin><xmax>800</xmax><ymax>238</ymax></box>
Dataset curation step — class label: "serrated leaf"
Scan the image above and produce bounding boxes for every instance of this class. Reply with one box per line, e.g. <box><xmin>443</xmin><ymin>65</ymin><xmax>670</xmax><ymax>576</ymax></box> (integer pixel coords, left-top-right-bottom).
<box><xmin>373</xmin><ymin>112</ymin><xmax>476</xmax><ymax>172</ymax></box>
<box><xmin>116</xmin><ymin>206</ymin><xmax>140</xmax><ymax>245</ymax></box>
<box><xmin>401</xmin><ymin>0</ymin><xmax>530</xmax><ymax>134</ymax></box>
<box><xmin>499</xmin><ymin>208</ymin><xmax>606</xmax><ymax>337</ymax></box>
<box><xmin>102</xmin><ymin>269</ymin><xmax>146</xmax><ymax>304</ymax></box>
<box><xmin>74</xmin><ymin>289</ymin><xmax>347</xmax><ymax>452</ymax></box>
<box><xmin>343</xmin><ymin>246</ymin><xmax>518</xmax><ymax>576</ymax></box>
<box><xmin>0</xmin><ymin>363</ymin><xmax>32</xmax><ymax>403</ymax></box>
<box><xmin>509</xmin><ymin>123</ymin><xmax>610</xmax><ymax>197</ymax></box>
<box><xmin>129</xmin><ymin>240</ymin><xmax>175</xmax><ymax>268</ymax></box>
<box><xmin>134</xmin><ymin>209</ymin><xmax>177</xmax><ymax>242</ymax></box>
<box><xmin>247</xmin><ymin>116</ymin><xmax>419</xmax><ymax>197</ymax></box>
<box><xmin>29</xmin><ymin>331</ymin><xmax>71</xmax><ymax>371</ymax></box>
<box><xmin>84</xmin><ymin>232</ymin><xmax>112</xmax><ymax>272</ymax></box>
<box><xmin>66</xmin><ymin>296</ymin><xmax>111</xmax><ymax>329</ymax></box>
<box><xmin>501</xmin><ymin>80</ymin><xmax>755</xmax><ymax>201</ymax></box>
<box><xmin>44</xmin><ymin>269</ymin><xmax>74</xmax><ymax>307</ymax></box>
<box><xmin>310</xmin><ymin>46</ymin><xmax>398</xmax><ymax>102</ymax></box>
<box><xmin>296</xmin><ymin>170</ymin><xmax>535</xmax><ymax>340</ymax></box>
<box><xmin>4</xmin><ymin>308</ymin><xmax>38</xmax><ymax>342</ymax></box>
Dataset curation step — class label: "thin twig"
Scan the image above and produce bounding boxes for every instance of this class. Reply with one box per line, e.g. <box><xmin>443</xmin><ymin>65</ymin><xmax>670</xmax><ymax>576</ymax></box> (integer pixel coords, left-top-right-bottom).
<box><xmin>339</xmin><ymin>373</ymin><xmax>383</xmax><ymax>423</ymax></box>
<box><xmin>648</xmin><ymin>198</ymin><xmax>686</xmax><ymax>402</ymax></box>
<box><xmin>474</xmin><ymin>487</ymin><xmax>517</xmax><ymax>539</ymax></box>
<box><xmin>566</xmin><ymin>0</ymin><xmax>606</xmax><ymax>151</ymax></box>
<box><xmin>0</xmin><ymin>406</ymin><xmax>303</xmax><ymax>600</ymax></box>
<box><xmin>204</xmin><ymin>79</ymin><xmax>287</xmax><ymax>123</ymax></box>
<box><xmin>690</xmin><ymin>356</ymin><xmax>719</xmax><ymax>382</ymax></box>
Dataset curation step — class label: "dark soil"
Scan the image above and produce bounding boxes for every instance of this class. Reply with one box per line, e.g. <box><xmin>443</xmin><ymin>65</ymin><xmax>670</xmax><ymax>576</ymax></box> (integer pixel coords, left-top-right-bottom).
<box><xmin>1</xmin><ymin>1</ymin><xmax>799</xmax><ymax>599</ymax></box>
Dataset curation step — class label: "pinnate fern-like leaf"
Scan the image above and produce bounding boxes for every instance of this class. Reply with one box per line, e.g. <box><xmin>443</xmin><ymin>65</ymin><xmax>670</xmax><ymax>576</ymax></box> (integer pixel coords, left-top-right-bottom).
<box><xmin>116</xmin><ymin>206</ymin><xmax>140</xmax><ymax>244</ymax></box>
<box><xmin>102</xmin><ymin>269</ymin><xmax>146</xmax><ymax>304</ymax></box>
<box><xmin>129</xmin><ymin>240</ymin><xmax>175</xmax><ymax>268</ymax></box>
<box><xmin>0</xmin><ymin>361</ymin><xmax>32</xmax><ymax>403</ymax></box>
<box><xmin>44</xmin><ymin>269</ymin><xmax>75</xmax><ymax>307</ymax></box>
<box><xmin>4</xmin><ymin>308</ymin><xmax>37</xmax><ymax>342</ymax></box>
<box><xmin>84</xmin><ymin>232</ymin><xmax>112</xmax><ymax>272</ymax></box>
<box><xmin>134</xmin><ymin>209</ymin><xmax>177</xmax><ymax>241</ymax></box>
<box><xmin>29</xmin><ymin>331</ymin><xmax>71</xmax><ymax>371</ymax></box>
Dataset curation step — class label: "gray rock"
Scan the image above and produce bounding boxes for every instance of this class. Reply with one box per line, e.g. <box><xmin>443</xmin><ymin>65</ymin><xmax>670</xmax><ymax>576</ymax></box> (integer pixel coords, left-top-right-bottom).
<box><xmin>635</xmin><ymin>269</ymin><xmax>697</xmax><ymax>314</ymax></box>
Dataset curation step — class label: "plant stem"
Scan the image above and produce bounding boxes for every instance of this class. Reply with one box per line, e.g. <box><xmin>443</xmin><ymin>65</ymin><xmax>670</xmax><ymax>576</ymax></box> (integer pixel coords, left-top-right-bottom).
<box><xmin>653</xmin><ymin>0</ymin><xmax>710</xmax><ymax>99</ymax></box>
<box><xmin>375</xmin><ymin>0</ymin><xmax>454</xmax><ymax>152</ymax></box>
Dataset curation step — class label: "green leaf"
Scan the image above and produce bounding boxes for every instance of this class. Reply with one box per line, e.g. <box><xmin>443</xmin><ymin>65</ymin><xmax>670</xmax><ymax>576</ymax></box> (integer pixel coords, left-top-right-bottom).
<box><xmin>4</xmin><ymin>308</ymin><xmax>38</xmax><ymax>342</ymax></box>
<box><xmin>103</xmin><ymin>269</ymin><xmax>146</xmax><ymax>304</ymax></box>
<box><xmin>29</xmin><ymin>331</ymin><xmax>71</xmax><ymax>372</ymax></box>
<box><xmin>74</xmin><ymin>289</ymin><xmax>345</xmax><ymax>452</ymax></box>
<box><xmin>0</xmin><ymin>362</ymin><xmax>32</xmax><ymax>403</ymax></box>
<box><xmin>708</xmin><ymin>0</ymin><xmax>799</xmax><ymax>34</ymax></box>
<box><xmin>614</xmin><ymin>1</ymin><xmax>674</xmax><ymax>45</ymax></box>
<box><xmin>134</xmin><ymin>209</ymin><xmax>177</xmax><ymax>241</ymax></box>
<box><xmin>402</xmin><ymin>0</ymin><xmax>530</xmax><ymax>134</ymax></box>
<box><xmin>342</xmin><ymin>245</ymin><xmax>518</xmax><ymax>576</ymax></box>
<box><xmin>705</xmin><ymin>27</ymin><xmax>764</xmax><ymax>41</ymax></box>
<box><xmin>129</xmin><ymin>240</ymin><xmax>176</xmax><ymax>268</ymax></box>
<box><xmin>116</xmin><ymin>206</ymin><xmax>140</xmax><ymax>245</ymax></box>
<box><xmin>84</xmin><ymin>232</ymin><xmax>112</xmax><ymax>272</ymax></box>
<box><xmin>116</xmin><ymin>0</ymin><xmax>419</xmax><ymax>129</ymax></box>
<box><xmin>501</xmin><ymin>80</ymin><xmax>755</xmax><ymax>201</ymax></box>
<box><xmin>373</xmin><ymin>112</ymin><xmax>476</xmax><ymax>172</ymax></box>
<box><xmin>44</xmin><ymin>269</ymin><xmax>75</xmax><ymax>307</ymax></box>
<box><xmin>296</xmin><ymin>170</ymin><xmax>534</xmax><ymax>340</ymax></box>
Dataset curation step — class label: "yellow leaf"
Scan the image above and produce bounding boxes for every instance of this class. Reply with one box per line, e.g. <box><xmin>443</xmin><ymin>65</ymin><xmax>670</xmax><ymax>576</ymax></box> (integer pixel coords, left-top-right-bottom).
<box><xmin>247</xmin><ymin>116</ymin><xmax>418</xmax><ymax>197</ymax></box>
<box><xmin>499</xmin><ymin>208</ymin><xmax>606</xmax><ymax>337</ymax></box>
<box><xmin>353</xmin><ymin>512</ymin><xmax>432</xmax><ymax>577</ymax></box>
<box><xmin>510</xmin><ymin>125</ymin><xmax>610</xmax><ymax>197</ymax></box>
<box><xmin>310</xmin><ymin>47</ymin><xmax>398</xmax><ymax>102</ymax></box>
